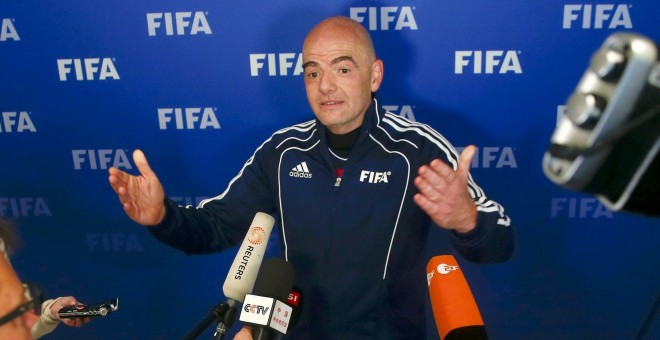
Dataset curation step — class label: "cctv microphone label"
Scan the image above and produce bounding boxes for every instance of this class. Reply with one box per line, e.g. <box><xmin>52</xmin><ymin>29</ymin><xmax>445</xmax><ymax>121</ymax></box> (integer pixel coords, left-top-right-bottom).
<box><xmin>240</xmin><ymin>294</ymin><xmax>274</xmax><ymax>325</ymax></box>
<box><xmin>270</xmin><ymin>300</ymin><xmax>293</xmax><ymax>334</ymax></box>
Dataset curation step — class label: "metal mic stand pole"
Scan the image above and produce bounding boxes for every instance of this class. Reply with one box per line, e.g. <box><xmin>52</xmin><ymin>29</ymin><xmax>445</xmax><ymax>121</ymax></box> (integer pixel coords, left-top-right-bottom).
<box><xmin>213</xmin><ymin>300</ymin><xmax>237</xmax><ymax>340</ymax></box>
<box><xmin>183</xmin><ymin>301</ymin><xmax>230</xmax><ymax>340</ymax></box>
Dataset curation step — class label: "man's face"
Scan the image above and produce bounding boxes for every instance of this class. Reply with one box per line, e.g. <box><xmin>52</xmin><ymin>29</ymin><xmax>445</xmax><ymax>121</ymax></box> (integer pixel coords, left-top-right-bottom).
<box><xmin>302</xmin><ymin>21</ymin><xmax>383</xmax><ymax>135</ymax></box>
<box><xmin>0</xmin><ymin>255</ymin><xmax>38</xmax><ymax>340</ymax></box>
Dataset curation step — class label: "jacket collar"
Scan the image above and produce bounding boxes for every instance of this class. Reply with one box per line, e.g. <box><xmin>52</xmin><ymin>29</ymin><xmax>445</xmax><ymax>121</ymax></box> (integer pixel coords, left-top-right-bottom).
<box><xmin>316</xmin><ymin>97</ymin><xmax>381</xmax><ymax>143</ymax></box>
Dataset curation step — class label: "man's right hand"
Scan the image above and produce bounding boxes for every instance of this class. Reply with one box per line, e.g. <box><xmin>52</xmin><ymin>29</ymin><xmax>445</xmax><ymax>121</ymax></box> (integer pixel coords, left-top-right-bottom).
<box><xmin>108</xmin><ymin>149</ymin><xmax>166</xmax><ymax>226</ymax></box>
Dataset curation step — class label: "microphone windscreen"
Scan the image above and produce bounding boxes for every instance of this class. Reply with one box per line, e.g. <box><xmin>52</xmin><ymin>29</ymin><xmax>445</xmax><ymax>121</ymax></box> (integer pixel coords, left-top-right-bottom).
<box><xmin>427</xmin><ymin>255</ymin><xmax>485</xmax><ymax>339</ymax></box>
<box><xmin>222</xmin><ymin>212</ymin><xmax>275</xmax><ymax>302</ymax></box>
<box><xmin>253</xmin><ymin>257</ymin><xmax>294</xmax><ymax>301</ymax></box>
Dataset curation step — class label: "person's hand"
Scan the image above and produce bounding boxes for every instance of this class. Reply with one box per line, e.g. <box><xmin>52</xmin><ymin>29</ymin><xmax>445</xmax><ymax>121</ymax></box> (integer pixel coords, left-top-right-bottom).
<box><xmin>413</xmin><ymin>145</ymin><xmax>478</xmax><ymax>233</ymax></box>
<box><xmin>51</xmin><ymin>297</ymin><xmax>91</xmax><ymax>327</ymax></box>
<box><xmin>108</xmin><ymin>149</ymin><xmax>166</xmax><ymax>226</ymax></box>
<box><xmin>233</xmin><ymin>326</ymin><xmax>253</xmax><ymax>340</ymax></box>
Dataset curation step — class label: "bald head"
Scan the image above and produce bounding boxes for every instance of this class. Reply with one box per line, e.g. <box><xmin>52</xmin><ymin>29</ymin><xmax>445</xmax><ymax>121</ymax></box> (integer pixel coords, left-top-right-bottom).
<box><xmin>303</xmin><ymin>16</ymin><xmax>376</xmax><ymax>63</ymax></box>
<box><xmin>301</xmin><ymin>16</ymin><xmax>384</xmax><ymax>134</ymax></box>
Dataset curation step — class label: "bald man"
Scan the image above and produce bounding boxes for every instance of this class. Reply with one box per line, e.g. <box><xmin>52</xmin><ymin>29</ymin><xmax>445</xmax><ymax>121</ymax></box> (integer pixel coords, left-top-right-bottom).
<box><xmin>110</xmin><ymin>16</ymin><xmax>514</xmax><ymax>339</ymax></box>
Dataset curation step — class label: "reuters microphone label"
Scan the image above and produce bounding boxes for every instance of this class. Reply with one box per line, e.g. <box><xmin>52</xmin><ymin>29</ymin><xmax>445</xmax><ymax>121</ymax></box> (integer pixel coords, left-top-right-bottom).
<box><xmin>248</xmin><ymin>226</ymin><xmax>266</xmax><ymax>245</ymax></box>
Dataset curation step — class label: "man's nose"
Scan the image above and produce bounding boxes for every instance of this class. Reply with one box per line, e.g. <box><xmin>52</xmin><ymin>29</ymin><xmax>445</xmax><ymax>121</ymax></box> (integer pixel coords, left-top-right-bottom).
<box><xmin>319</xmin><ymin>72</ymin><xmax>336</xmax><ymax>93</ymax></box>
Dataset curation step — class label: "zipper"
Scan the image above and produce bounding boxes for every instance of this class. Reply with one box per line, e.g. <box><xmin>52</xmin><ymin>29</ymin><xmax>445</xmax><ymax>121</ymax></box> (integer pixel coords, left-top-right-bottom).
<box><xmin>334</xmin><ymin>168</ymin><xmax>344</xmax><ymax>189</ymax></box>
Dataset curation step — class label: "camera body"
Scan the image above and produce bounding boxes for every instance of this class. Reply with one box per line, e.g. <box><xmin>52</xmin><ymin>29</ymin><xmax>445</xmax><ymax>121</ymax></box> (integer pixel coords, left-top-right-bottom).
<box><xmin>543</xmin><ymin>32</ymin><xmax>660</xmax><ymax>216</ymax></box>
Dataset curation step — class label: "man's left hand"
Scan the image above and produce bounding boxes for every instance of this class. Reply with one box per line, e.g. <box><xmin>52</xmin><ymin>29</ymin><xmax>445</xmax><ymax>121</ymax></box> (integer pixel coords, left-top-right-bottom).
<box><xmin>413</xmin><ymin>145</ymin><xmax>478</xmax><ymax>233</ymax></box>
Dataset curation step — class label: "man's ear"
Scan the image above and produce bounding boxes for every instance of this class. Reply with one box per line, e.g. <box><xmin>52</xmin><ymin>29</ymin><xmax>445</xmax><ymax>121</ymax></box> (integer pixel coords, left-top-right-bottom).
<box><xmin>370</xmin><ymin>59</ymin><xmax>384</xmax><ymax>92</ymax></box>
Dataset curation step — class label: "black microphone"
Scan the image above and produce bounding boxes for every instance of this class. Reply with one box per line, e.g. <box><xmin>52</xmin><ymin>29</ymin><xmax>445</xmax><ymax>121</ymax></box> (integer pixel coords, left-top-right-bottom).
<box><xmin>239</xmin><ymin>257</ymin><xmax>295</xmax><ymax>340</ymax></box>
<box><xmin>284</xmin><ymin>286</ymin><xmax>303</xmax><ymax>330</ymax></box>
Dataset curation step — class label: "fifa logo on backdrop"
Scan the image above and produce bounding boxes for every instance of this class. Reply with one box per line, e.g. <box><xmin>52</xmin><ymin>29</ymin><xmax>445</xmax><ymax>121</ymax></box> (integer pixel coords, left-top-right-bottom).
<box><xmin>1</xmin><ymin>18</ymin><xmax>19</xmax><ymax>41</ymax></box>
<box><xmin>383</xmin><ymin>105</ymin><xmax>416</xmax><ymax>121</ymax></box>
<box><xmin>456</xmin><ymin>146</ymin><xmax>518</xmax><ymax>169</ymax></box>
<box><xmin>57</xmin><ymin>58</ymin><xmax>120</xmax><ymax>81</ymax></box>
<box><xmin>563</xmin><ymin>4</ymin><xmax>632</xmax><ymax>29</ymax></box>
<box><xmin>87</xmin><ymin>233</ymin><xmax>143</xmax><ymax>253</ymax></box>
<box><xmin>349</xmin><ymin>6</ymin><xmax>418</xmax><ymax>30</ymax></box>
<box><xmin>455</xmin><ymin>51</ymin><xmax>522</xmax><ymax>74</ymax></box>
<box><xmin>0</xmin><ymin>197</ymin><xmax>52</xmax><ymax>217</ymax></box>
<box><xmin>146</xmin><ymin>11</ymin><xmax>212</xmax><ymax>36</ymax></box>
<box><xmin>551</xmin><ymin>198</ymin><xmax>613</xmax><ymax>218</ymax></box>
<box><xmin>250</xmin><ymin>53</ymin><xmax>303</xmax><ymax>76</ymax></box>
<box><xmin>72</xmin><ymin>149</ymin><xmax>132</xmax><ymax>170</ymax></box>
<box><xmin>1</xmin><ymin>111</ymin><xmax>36</xmax><ymax>133</ymax></box>
<box><xmin>158</xmin><ymin>108</ymin><xmax>220</xmax><ymax>130</ymax></box>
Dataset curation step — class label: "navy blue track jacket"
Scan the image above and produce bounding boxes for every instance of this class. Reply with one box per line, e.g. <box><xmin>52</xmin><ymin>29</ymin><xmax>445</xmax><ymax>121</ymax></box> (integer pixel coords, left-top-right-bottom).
<box><xmin>150</xmin><ymin>99</ymin><xmax>514</xmax><ymax>339</ymax></box>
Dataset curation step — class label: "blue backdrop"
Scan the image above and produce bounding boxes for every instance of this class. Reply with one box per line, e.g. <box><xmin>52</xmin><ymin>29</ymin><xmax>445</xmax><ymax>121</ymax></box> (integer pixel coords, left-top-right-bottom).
<box><xmin>1</xmin><ymin>1</ymin><xmax>658</xmax><ymax>339</ymax></box>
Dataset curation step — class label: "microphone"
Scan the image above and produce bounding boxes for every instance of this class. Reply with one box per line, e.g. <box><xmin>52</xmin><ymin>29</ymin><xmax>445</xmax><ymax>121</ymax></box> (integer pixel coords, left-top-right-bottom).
<box><xmin>284</xmin><ymin>286</ymin><xmax>303</xmax><ymax>330</ymax></box>
<box><xmin>184</xmin><ymin>212</ymin><xmax>275</xmax><ymax>340</ymax></box>
<box><xmin>222</xmin><ymin>212</ymin><xmax>276</xmax><ymax>303</ymax></box>
<box><xmin>427</xmin><ymin>255</ymin><xmax>487</xmax><ymax>340</ymax></box>
<box><xmin>239</xmin><ymin>257</ymin><xmax>295</xmax><ymax>340</ymax></box>
<box><xmin>216</xmin><ymin>212</ymin><xmax>275</xmax><ymax>336</ymax></box>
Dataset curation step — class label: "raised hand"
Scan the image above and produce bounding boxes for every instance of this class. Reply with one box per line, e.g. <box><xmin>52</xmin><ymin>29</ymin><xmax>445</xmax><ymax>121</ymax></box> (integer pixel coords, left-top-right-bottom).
<box><xmin>413</xmin><ymin>145</ymin><xmax>478</xmax><ymax>233</ymax></box>
<box><xmin>108</xmin><ymin>149</ymin><xmax>166</xmax><ymax>226</ymax></box>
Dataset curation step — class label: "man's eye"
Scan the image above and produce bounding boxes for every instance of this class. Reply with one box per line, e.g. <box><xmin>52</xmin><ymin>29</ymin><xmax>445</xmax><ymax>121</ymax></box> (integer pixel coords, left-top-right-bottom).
<box><xmin>307</xmin><ymin>71</ymin><xmax>318</xmax><ymax>78</ymax></box>
<box><xmin>339</xmin><ymin>68</ymin><xmax>350</xmax><ymax>74</ymax></box>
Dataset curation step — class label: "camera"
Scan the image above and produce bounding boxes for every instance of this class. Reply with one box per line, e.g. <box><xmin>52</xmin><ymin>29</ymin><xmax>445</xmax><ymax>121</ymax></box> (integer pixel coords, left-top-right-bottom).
<box><xmin>543</xmin><ymin>32</ymin><xmax>660</xmax><ymax>216</ymax></box>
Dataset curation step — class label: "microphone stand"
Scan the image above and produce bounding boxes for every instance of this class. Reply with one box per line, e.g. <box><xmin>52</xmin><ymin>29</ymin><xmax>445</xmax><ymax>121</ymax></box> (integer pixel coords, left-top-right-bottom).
<box><xmin>213</xmin><ymin>300</ymin><xmax>237</xmax><ymax>340</ymax></box>
<box><xmin>183</xmin><ymin>300</ymin><xmax>236</xmax><ymax>340</ymax></box>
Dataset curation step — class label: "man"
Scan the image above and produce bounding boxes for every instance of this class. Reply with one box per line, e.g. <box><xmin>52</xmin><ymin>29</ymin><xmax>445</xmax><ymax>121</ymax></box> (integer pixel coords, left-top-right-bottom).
<box><xmin>0</xmin><ymin>220</ymin><xmax>90</xmax><ymax>339</ymax></box>
<box><xmin>109</xmin><ymin>16</ymin><xmax>514</xmax><ymax>338</ymax></box>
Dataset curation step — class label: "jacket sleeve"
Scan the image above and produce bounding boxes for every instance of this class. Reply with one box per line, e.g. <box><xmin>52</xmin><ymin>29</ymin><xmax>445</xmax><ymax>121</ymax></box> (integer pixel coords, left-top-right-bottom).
<box><xmin>448</xmin><ymin>210</ymin><xmax>514</xmax><ymax>264</ymax></box>
<box><xmin>447</xmin><ymin>160</ymin><xmax>514</xmax><ymax>264</ymax></box>
<box><xmin>147</xmin><ymin>141</ymin><xmax>277</xmax><ymax>255</ymax></box>
<box><xmin>31</xmin><ymin>299</ymin><xmax>60</xmax><ymax>339</ymax></box>
<box><xmin>418</xmin><ymin>129</ymin><xmax>515</xmax><ymax>264</ymax></box>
